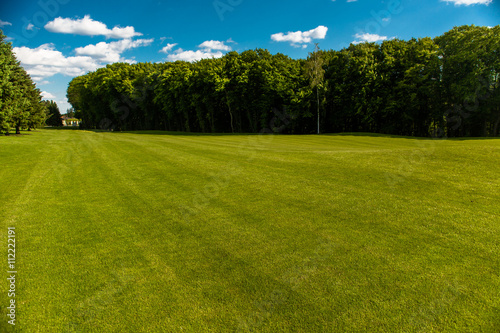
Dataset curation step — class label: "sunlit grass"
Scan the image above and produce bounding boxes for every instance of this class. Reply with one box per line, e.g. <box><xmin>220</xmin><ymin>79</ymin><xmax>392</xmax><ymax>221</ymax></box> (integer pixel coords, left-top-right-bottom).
<box><xmin>1</xmin><ymin>129</ymin><xmax>499</xmax><ymax>332</ymax></box>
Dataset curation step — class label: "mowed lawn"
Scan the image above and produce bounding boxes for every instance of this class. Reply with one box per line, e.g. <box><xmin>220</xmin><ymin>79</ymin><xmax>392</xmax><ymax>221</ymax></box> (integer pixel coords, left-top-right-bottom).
<box><xmin>0</xmin><ymin>129</ymin><xmax>499</xmax><ymax>332</ymax></box>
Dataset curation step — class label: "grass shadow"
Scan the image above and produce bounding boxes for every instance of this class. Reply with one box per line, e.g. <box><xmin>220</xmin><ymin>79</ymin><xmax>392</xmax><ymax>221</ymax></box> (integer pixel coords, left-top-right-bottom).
<box><xmin>43</xmin><ymin>128</ymin><xmax>500</xmax><ymax>140</ymax></box>
<box><xmin>43</xmin><ymin>126</ymin><xmax>81</xmax><ymax>131</ymax></box>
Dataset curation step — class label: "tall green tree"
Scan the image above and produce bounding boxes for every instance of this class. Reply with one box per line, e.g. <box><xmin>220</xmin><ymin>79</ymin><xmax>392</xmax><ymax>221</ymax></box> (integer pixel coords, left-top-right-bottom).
<box><xmin>44</xmin><ymin>100</ymin><xmax>63</xmax><ymax>127</ymax></box>
<box><xmin>0</xmin><ymin>29</ymin><xmax>17</xmax><ymax>134</ymax></box>
<box><xmin>0</xmin><ymin>29</ymin><xmax>45</xmax><ymax>135</ymax></box>
<box><xmin>305</xmin><ymin>44</ymin><xmax>326</xmax><ymax>134</ymax></box>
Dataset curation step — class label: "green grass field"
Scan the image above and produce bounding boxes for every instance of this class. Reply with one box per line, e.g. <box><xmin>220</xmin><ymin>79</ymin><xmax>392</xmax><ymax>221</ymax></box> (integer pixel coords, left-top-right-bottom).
<box><xmin>1</xmin><ymin>129</ymin><xmax>499</xmax><ymax>332</ymax></box>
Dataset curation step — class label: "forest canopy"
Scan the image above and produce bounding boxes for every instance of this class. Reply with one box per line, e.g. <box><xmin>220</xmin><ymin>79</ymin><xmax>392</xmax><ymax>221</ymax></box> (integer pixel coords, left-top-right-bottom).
<box><xmin>67</xmin><ymin>25</ymin><xmax>500</xmax><ymax>137</ymax></box>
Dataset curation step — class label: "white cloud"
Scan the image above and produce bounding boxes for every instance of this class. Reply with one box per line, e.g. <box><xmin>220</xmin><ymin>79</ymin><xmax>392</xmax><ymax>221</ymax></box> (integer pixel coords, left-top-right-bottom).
<box><xmin>198</xmin><ymin>40</ymin><xmax>232</xmax><ymax>51</ymax></box>
<box><xmin>41</xmin><ymin>91</ymin><xmax>56</xmax><ymax>100</ymax></box>
<box><xmin>159</xmin><ymin>43</ymin><xmax>178</xmax><ymax>53</ymax></box>
<box><xmin>441</xmin><ymin>0</ymin><xmax>492</xmax><ymax>5</ymax></box>
<box><xmin>75</xmin><ymin>38</ymin><xmax>154</xmax><ymax>64</ymax></box>
<box><xmin>13</xmin><ymin>35</ymin><xmax>153</xmax><ymax>83</ymax></box>
<box><xmin>0</xmin><ymin>20</ymin><xmax>12</xmax><ymax>27</ymax></box>
<box><xmin>164</xmin><ymin>39</ymin><xmax>232</xmax><ymax>62</ymax></box>
<box><xmin>45</xmin><ymin>15</ymin><xmax>142</xmax><ymax>39</ymax></box>
<box><xmin>13</xmin><ymin>43</ymin><xmax>101</xmax><ymax>81</ymax></box>
<box><xmin>271</xmin><ymin>25</ymin><xmax>328</xmax><ymax>47</ymax></box>
<box><xmin>167</xmin><ymin>50</ymin><xmax>224</xmax><ymax>62</ymax></box>
<box><xmin>352</xmin><ymin>33</ymin><xmax>388</xmax><ymax>44</ymax></box>
<box><xmin>26</xmin><ymin>23</ymin><xmax>40</xmax><ymax>30</ymax></box>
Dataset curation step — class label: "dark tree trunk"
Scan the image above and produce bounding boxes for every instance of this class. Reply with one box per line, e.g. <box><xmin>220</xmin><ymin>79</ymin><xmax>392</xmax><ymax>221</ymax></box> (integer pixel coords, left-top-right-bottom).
<box><xmin>226</xmin><ymin>97</ymin><xmax>234</xmax><ymax>133</ymax></box>
<box><xmin>493</xmin><ymin>109</ymin><xmax>500</xmax><ymax>137</ymax></box>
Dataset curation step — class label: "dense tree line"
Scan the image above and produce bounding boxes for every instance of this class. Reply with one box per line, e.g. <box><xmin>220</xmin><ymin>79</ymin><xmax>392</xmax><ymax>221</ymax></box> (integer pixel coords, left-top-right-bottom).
<box><xmin>68</xmin><ymin>25</ymin><xmax>500</xmax><ymax>137</ymax></box>
<box><xmin>0</xmin><ymin>30</ymin><xmax>47</xmax><ymax>135</ymax></box>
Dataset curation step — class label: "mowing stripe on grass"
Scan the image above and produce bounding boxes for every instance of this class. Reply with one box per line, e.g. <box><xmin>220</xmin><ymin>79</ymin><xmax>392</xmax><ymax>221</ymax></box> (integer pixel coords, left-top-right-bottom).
<box><xmin>0</xmin><ymin>130</ymin><xmax>499</xmax><ymax>332</ymax></box>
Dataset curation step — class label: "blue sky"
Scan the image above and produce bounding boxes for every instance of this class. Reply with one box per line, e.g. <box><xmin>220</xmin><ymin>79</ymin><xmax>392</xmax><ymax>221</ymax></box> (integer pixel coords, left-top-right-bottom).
<box><xmin>1</xmin><ymin>0</ymin><xmax>499</xmax><ymax>112</ymax></box>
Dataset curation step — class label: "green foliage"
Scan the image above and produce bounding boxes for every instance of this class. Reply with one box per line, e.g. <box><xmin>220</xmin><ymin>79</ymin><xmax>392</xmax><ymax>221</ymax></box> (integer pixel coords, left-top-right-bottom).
<box><xmin>0</xmin><ymin>29</ymin><xmax>46</xmax><ymax>135</ymax></box>
<box><xmin>65</xmin><ymin>107</ymin><xmax>75</xmax><ymax>118</ymax></box>
<box><xmin>435</xmin><ymin>25</ymin><xmax>500</xmax><ymax>137</ymax></box>
<box><xmin>44</xmin><ymin>100</ymin><xmax>63</xmax><ymax>127</ymax></box>
<box><xmin>67</xmin><ymin>25</ymin><xmax>499</xmax><ymax>137</ymax></box>
<box><xmin>305</xmin><ymin>44</ymin><xmax>327</xmax><ymax>134</ymax></box>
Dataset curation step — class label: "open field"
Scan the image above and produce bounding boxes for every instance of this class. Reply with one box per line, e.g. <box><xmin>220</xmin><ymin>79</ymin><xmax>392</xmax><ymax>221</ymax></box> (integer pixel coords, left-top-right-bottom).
<box><xmin>0</xmin><ymin>129</ymin><xmax>499</xmax><ymax>332</ymax></box>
